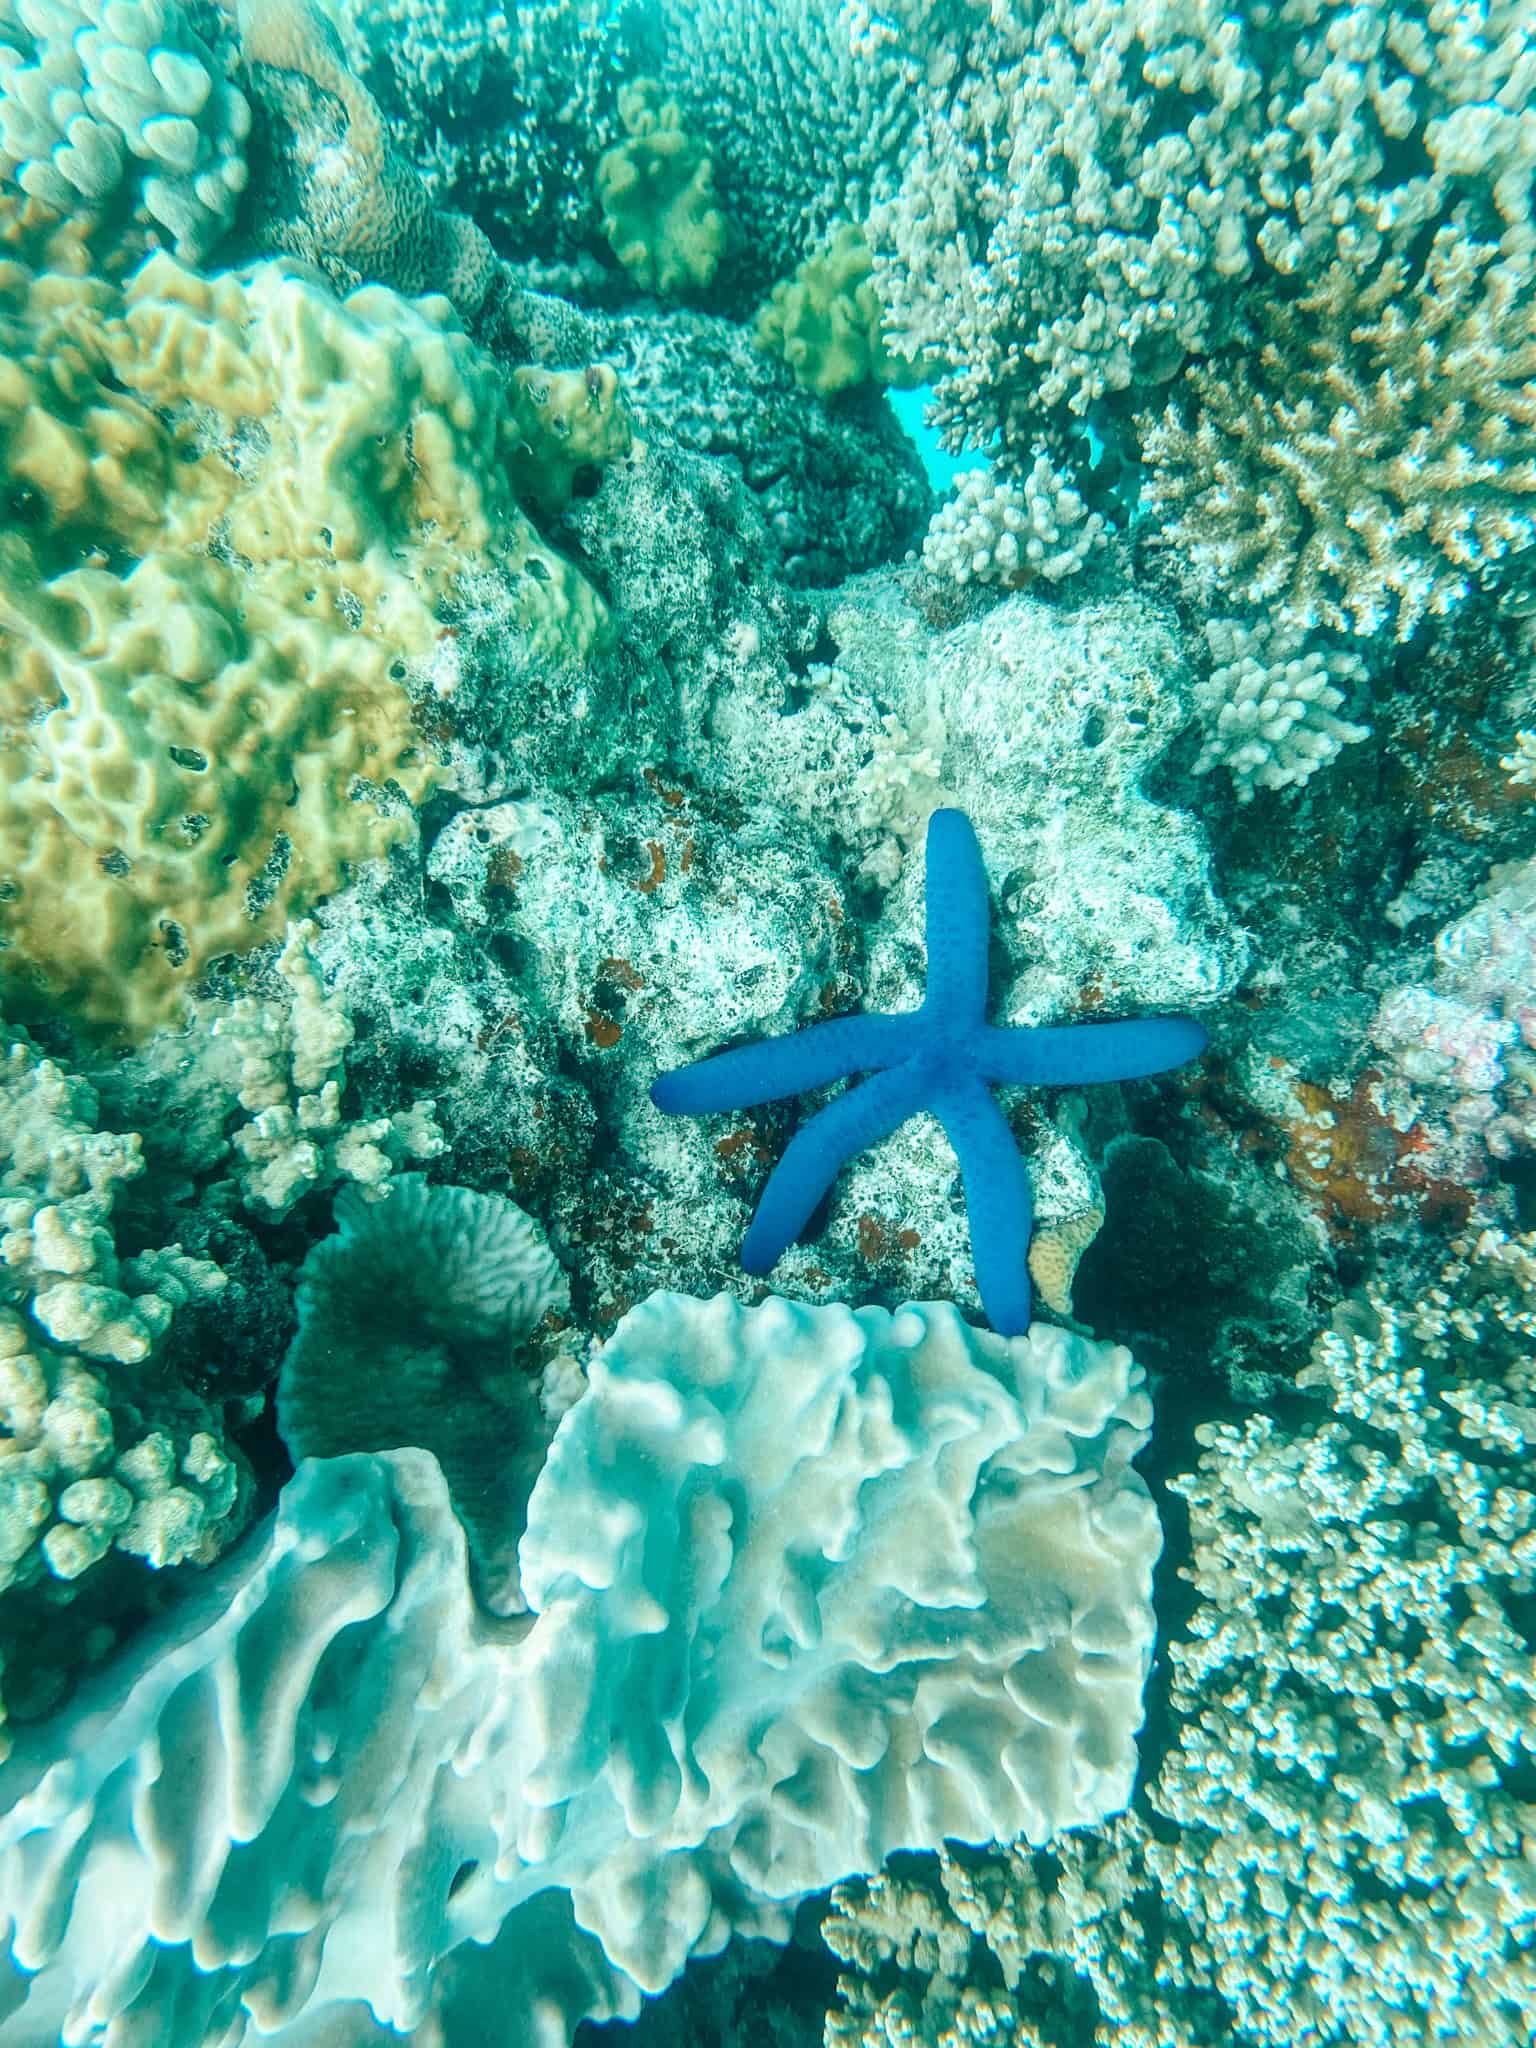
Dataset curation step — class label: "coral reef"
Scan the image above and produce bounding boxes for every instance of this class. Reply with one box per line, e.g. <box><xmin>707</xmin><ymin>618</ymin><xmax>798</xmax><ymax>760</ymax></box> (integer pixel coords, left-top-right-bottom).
<box><xmin>0</xmin><ymin>1295</ymin><xmax>1159</xmax><ymax>2044</ymax></box>
<box><xmin>648</xmin><ymin>0</ymin><xmax>921</xmax><ymax>304</ymax></box>
<box><xmin>280</xmin><ymin>1175</ymin><xmax>567</xmax><ymax>1614</ymax></box>
<box><xmin>1191</xmin><ymin>618</ymin><xmax>1370</xmax><ymax>801</ymax></box>
<box><xmin>1371</xmin><ymin>853</ymin><xmax>1536</xmax><ymax>1195</ymax></box>
<box><xmin>0</xmin><ymin>246</ymin><xmax>605</xmax><ymax>1034</ymax></box>
<box><xmin>595</xmin><ymin>77</ymin><xmax>725</xmax><ymax>298</ymax></box>
<box><xmin>825</xmin><ymin>1228</ymin><xmax>1536</xmax><ymax>2047</ymax></box>
<box><xmin>0</xmin><ymin>1019</ymin><xmax>250</xmax><ymax>1754</ymax></box>
<box><xmin>921</xmin><ymin>456</ymin><xmax>1107</xmax><ymax>592</ymax></box>
<box><xmin>754</xmin><ymin>222</ymin><xmax>922</xmax><ymax>396</ymax></box>
<box><xmin>874</xmin><ymin>0</ymin><xmax>1536</xmax><ymax>633</ymax></box>
<box><xmin>0</xmin><ymin>0</ymin><xmax>248</xmax><ymax>258</ymax></box>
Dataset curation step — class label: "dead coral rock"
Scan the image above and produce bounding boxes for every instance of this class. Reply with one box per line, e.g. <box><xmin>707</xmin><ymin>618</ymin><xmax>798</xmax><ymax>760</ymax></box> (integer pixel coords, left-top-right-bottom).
<box><xmin>235</xmin><ymin>0</ymin><xmax>501</xmax><ymax>319</ymax></box>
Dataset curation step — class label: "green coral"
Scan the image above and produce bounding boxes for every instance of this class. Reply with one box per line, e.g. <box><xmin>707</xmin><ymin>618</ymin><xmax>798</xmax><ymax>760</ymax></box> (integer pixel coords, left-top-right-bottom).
<box><xmin>596</xmin><ymin>77</ymin><xmax>726</xmax><ymax>296</ymax></box>
<box><xmin>755</xmin><ymin>223</ymin><xmax>926</xmax><ymax>395</ymax></box>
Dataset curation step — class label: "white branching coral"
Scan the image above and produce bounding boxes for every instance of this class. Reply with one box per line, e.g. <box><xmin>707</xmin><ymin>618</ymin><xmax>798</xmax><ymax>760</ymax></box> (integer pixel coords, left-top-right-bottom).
<box><xmin>875</xmin><ymin>0</ymin><xmax>1536</xmax><ymax>633</ymax></box>
<box><xmin>921</xmin><ymin>455</ymin><xmax>1106</xmax><ymax>591</ymax></box>
<box><xmin>826</xmin><ymin>1228</ymin><xmax>1536</xmax><ymax>2048</ymax></box>
<box><xmin>203</xmin><ymin>921</ymin><xmax>446</xmax><ymax>1217</ymax></box>
<box><xmin>1192</xmin><ymin>617</ymin><xmax>1369</xmax><ymax>800</ymax></box>
<box><xmin>0</xmin><ymin>1021</ymin><xmax>248</xmax><ymax>1752</ymax></box>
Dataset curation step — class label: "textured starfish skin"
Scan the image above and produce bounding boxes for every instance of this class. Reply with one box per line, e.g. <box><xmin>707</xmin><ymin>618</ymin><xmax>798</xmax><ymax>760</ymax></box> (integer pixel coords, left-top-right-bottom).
<box><xmin>651</xmin><ymin>807</ymin><xmax>1207</xmax><ymax>1334</ymax></box>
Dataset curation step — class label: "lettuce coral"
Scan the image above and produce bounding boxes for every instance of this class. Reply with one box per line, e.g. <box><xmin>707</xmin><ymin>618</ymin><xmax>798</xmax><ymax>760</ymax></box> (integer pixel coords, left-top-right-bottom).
<box><xmin>0</xmin><ymin>249</ymin><xmax>606</xmax><ymax>1034</ymax></box>
<box><xmin>596</xmin><ymin>77</ymin><xmax>726</xmax><ymax>297</ymax></box>
<box><xmin>0</xmin><ymin>1293</ymin><xmax>1159</xmax><ymax>2045</ymax></box>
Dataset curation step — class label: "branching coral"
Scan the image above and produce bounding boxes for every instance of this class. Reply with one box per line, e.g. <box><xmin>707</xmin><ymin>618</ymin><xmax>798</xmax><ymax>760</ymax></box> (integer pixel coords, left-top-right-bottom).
<box><xmin>875</xmin><ymin>0</ymin><xmax>1536</xmax><ymax>633</ymax></box>
<box><xmin>0</xmin><ymin>1019</ymin><xmax>249</xmax><ymax>1753</ymax></box>
<box><xmin>922</xmin><ymin>456</ymin><xmax>1107</xmax><ymax>592</ymax></box>
<box><xmin>826</xmin><ymin>1226</ymin><xmax>1536</xmax><ymax>2047</ymax></box>
<box><xmin>1147</xmin><ymin>235</ymin><xmax>1536</xmax><ymax>638</ymax></box>
<box><xmin>1191</xmin><ymin>617</ymin><xmax>1369</xmax><ymax>800</ymax></box>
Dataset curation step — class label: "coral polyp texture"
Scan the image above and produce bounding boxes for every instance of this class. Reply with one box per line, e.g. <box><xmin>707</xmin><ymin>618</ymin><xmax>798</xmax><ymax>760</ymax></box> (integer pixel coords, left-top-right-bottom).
<box><xmin>0</xmin><ymin>247</ymin><xmax>605</xmax><ymax>1034</ymax></box>
<box><xmin>0</xmin><ymin>0</ymin><xmax>249</xmax><ymax>259</ymax></box>
<box><xmin>0</xmin><ymin>1293</ymin><xmax>1160</xmax><ymax>2046</ymax></box>
<box><xmin>825</xmin><ymin>1229</ymin><xmax>1536</xmax><ymax>2048</ymax></box>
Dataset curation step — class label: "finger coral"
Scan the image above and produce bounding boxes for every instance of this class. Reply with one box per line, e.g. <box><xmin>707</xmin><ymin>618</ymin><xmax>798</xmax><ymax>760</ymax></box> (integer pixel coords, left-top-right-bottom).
<box><xmin>0</xmin><ymin>0</ymin><xmax>249</xmax><ymax>259</ymax></box>
<box><xmin>0</xmin><ymin>1018</ymin><xmax>249</xmax><ymax>1756</ymax></box>
<box><xmin>0</xmin><ymin>248</ymin><xmax>605</xmax><ymax>1034</ymax></box>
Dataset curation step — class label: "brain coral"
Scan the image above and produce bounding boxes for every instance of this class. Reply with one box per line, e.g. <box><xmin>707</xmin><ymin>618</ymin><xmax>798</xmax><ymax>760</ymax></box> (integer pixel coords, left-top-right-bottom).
<box><xmin>0</xmin><ymin>249</ymin><xmax>605</xmax><ymax>1034</ymax></box>
<box><xmin>280</xmin><ymin>1175</ymin><xmax>568</xmax><ymax>1614</ymax></box>
<box><xmin>0</xmin><ymin>1292</ymin><xmax>1159</xmax><ymax>2046</ymax></box>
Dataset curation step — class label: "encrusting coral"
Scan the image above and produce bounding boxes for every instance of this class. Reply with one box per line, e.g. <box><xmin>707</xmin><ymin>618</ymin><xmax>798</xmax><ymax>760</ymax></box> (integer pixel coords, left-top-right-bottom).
<box><xmin>0</xmin><ymin>1293</ymin><xmax>1161</xmax><ymax>2046</ymax></box>
<box><xmin>0</xmin><ymin>244</ymin><xmax>609</xmax><ymax>1034</ymax></box>
<box><xmin>825</xmin><ymin>1227</ymin><xmax>1536</xmax><ymax>2048</ymax></box>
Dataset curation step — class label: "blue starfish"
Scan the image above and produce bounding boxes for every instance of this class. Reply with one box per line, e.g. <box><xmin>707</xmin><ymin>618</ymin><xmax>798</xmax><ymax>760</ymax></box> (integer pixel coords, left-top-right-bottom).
<box><xmin>651</xmin><ymin>806</ymin><xmax>1207</xmax><ymax>1334</ymax></box>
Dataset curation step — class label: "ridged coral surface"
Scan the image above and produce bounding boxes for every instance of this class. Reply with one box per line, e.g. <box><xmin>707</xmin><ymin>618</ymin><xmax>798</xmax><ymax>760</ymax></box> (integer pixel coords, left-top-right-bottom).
<box><xmin>0</xmin><ymin>1295</ymin><xmax>1159</xmax><ymax>2044</ymax></box>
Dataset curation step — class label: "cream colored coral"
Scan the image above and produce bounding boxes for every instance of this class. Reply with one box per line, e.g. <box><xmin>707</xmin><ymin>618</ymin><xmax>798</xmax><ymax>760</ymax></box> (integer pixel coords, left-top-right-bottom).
<box><xmin>1193</xmin><ymin>617</ymin><xmax>1370</xmax><ymax>799</ymax></box>
<box><xmin>922</xmin><ymin>455</ymin><xmax>1106</xmax><ymax>591</ymax></box>
<box><xmin>205</xmin><ymin>922</ymin><xmax>445</xmax><ymax>1218</ymax></box>
<box><xmin>0</xmin><ymin>251</ymin><xmax>606</xmax><ymax>1034</ymax></box>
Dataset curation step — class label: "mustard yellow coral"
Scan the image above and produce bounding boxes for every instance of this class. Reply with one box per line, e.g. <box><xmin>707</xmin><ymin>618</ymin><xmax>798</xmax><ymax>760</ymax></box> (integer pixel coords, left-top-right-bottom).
<box><xmin>0</xmin><ymin>252</ymin><xmax>606</xmax><ymax>1036</ymax></box>
<box><xmin>596</xmin><ymin>79</ymin><xmax>726</xmax><ymax>298</ymax></box>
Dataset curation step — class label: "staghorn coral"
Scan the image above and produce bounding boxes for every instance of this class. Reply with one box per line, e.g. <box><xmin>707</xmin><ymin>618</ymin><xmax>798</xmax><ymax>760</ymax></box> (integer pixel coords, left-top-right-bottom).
<box><xmin>1147</xmin><ymin>235</ymin><xmax>1536</xmax><ymax>639</ymax></box>
<box><xmin>0</xmin><ymin>247</ymin><xmax>606</xmax><ymax>1034</ymax></box>
<box><xmin>0</xmin><ymin>1019</ymin><xmax>249</xmax><ymax>1754</ymax></box>
<box><xmin>1191</xmin><ymin>616</ymin><xmax>1370</xmax><ymax>801</ymax></box>
<box><xmin>595</xmin><ymin>76</ymin><xmax>725</xmax><ymax>298</ymax></box>
<box><xmin>874</xmin><ymin>0</ymin><xmax>1536</xmax><ymax>633</ymax></box>
<box><xmin>0</xmin><ymin>1294</ymin><xmax>1161</xmax><ymax>2045</ymax></box>
<box><xmin>0</xmin><ymin>0</ymin><xmax>249</xmax><ymax>259</ymax></box>
<box><xmin>826</xmin><ymin>1226</ymin><xmax>1536</xmax><ymax>2048</ymax></box>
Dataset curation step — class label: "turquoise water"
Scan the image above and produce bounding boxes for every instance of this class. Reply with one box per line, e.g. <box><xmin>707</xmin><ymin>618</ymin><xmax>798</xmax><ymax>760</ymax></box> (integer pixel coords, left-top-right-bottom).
<box><xmin>0</xmin><ymin>1</ymin><xmax>1532</xmax><ymax>2043</ymax></box>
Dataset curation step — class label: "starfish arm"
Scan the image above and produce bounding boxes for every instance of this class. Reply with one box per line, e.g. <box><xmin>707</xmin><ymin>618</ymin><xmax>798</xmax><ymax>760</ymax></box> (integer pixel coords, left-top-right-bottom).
<box><xmin>651</xmin><ymin>1013</ymin><xmax>916</xmax><ymax>1115</ymax></box>
<box><xmin>977</xmin><ymin>1014</ymin><xmax>1208</xmax><ymax>1088</ymax></box>
<box><xmin>932</xmin><ymin>1076</ymin><xmax>1034</xmax><ymax>1337</ymax></box>
<box><xmin>740</xmin><ymin>1061</ymin><xmax>931</xmax><ymax>1273</ymax></box>
<box><xmin>921</xmin><ymin>808</ymin><xmax>990</xmax><ymax>1028</ymax></box>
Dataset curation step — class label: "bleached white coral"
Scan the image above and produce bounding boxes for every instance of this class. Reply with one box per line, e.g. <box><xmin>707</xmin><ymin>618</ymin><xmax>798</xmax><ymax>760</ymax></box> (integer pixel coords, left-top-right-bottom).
<box><xmin>0</xmin><ymin>1294</ymin><xmax>1160</xmax><ymax>2047</ymax></box>
<box><xmin>922</xmin><ymin>455</ymin><xmax>1106</xmax><ymax>590</ymax></box>
<box><xmin>1192</xmin><ymin>617</ymin><xmax>1369</xmax><ymax>799</ymax></box>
